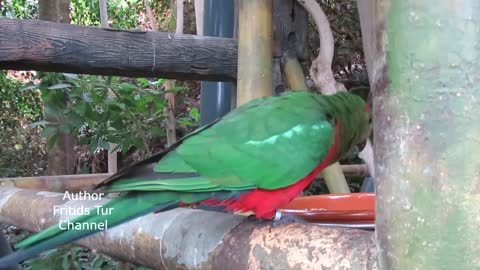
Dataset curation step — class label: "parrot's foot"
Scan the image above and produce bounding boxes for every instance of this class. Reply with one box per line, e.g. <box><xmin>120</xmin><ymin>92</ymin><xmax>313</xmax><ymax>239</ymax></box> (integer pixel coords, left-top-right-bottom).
<box><xmin>272</xmin><ymin>211</ymin><xmax>309</xmax><ymax>227</ymax></box>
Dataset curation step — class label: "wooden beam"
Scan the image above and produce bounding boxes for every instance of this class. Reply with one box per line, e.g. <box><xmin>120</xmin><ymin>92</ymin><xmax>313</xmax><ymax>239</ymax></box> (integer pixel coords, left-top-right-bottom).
<box><xmin>0</xmin><ymin>19</ymin><xmax>237</xmax><ymax>81</ymax></box>
<box><xmin>0</xmin><ymin>174</ymin><xmax>108</xmax><ymax>193</ymax></box>
<box><xmin>0</xmin><ymin>187</ymin><xmax>377</xmax><ymax>269</ymax></box>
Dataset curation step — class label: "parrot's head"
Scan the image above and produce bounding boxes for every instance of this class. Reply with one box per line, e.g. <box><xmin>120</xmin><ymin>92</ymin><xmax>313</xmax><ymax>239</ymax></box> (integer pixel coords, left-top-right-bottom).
<box><xmin>329</xmin><ymin>92</ymin><xmax>372</xmax><ymax>159</ymax></box>
<box><xmin>354</xmin><ymin>104</ymin><xmax>372</xmax><ymax>152</ymax></box>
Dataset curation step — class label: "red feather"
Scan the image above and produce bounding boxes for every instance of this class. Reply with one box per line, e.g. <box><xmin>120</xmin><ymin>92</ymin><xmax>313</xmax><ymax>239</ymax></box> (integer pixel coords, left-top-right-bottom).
<box><xmin>201</xmin><ymin>120</ymin><xmax>342</xmax><ymax>219</ymax></box>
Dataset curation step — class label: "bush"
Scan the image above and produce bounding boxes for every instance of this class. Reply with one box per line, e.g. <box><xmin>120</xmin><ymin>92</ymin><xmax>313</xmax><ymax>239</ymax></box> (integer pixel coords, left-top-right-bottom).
<box><xmin>0</xmin><ymin>71</ymin><xmax>46</xmax><ymax>177</ymax></box>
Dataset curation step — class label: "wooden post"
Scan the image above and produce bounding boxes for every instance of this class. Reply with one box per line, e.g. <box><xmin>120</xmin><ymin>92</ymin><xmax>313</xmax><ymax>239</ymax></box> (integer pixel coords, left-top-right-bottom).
<box><xmin>236</xmin><ymin>0</ymin><xmax>273</xmax><ymax>104</ymax></box>
<box><xmin>365</xmin><ymin>0</ymin><xmax>480</xmax><ymax>269</ymax></box>
<box><xmin>99</xmin><ymin>0</ymin><xmax>118</xmax><ymax>174</ymax></box>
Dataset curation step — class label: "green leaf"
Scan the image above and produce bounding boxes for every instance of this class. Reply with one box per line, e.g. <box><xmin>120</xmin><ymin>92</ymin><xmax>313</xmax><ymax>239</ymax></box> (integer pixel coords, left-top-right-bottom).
<box><xmin>29</xmin><ymin>120</ymin><xmax>51</xmax><ymax>127</ymax></box>
<box><xmin>189</xmin><ymin>107</ymin><xmax>199</xmax><ymax>119</ymax></box>
<box><xmin>92</xmin><ymin>256</ymin><xmax>104</xmax><ymax>268</ymax></box>
<box><xmin>165</xmin><ymin>86</ymin><xmax>188</xmax><ymax>93</ymax></box>
<box><xmin>61</xmin><ymin>252</ymin><xmax>71</xmax><ymax>270</ymax></box>
<box><xmin>47</xmin><ymin>133</ymin><xmax>59</xmax><ymax>149</ymax></box>
<box><xmin>58</xmin><ymin>123</ymin><xmax>72</xmax><ymax>133</ymax></box>
<box><xmin>99</xmin><ymin>141</ymin><xmax>110</xmax><ymax>150</ymax></box>
<box><xmin>65</xmin><ymin>111</ymin><xmax>85</xmax><ymax>128</ymax></box>
<box><xmin>136</xmin><ymin>78</ymin><xmax>150</xmax><ymax>86</ymax></box>
<box><xmin>41</xmin><ymin>126</ymin><xmax>58</xmax><ymax>138</ymax></box>
<box><xmin>20</xmin><ymin>84</ymin><xmax>38</xmax><ymax>91</ymax></box>
<box><xmin>151</xmin><ymin>127</ymin><xmax>165</xmax><ymax>137</ymax></box>
<box><xmin>89</xmin><ymin>139</ymin><xmax>99</xmax><ymax>152</ymax></box>
<box><xmin>48</xmin><ymin>83</ymin><xmax>72</xmax><ymax>90</ymax></box>
<box><xmin>117</xmin><ymin>83</ymin><xmax>137</xmax><ymax>93</ymax></box>
<box><xmin>178</xmin><ymin>119</ymin><xmax>194</xmax><ymax>127</ymax></box>
<box><xmin>63</xmin><ymin>73</ymin><xmax>79</xmax><ymax>80</ymax></box>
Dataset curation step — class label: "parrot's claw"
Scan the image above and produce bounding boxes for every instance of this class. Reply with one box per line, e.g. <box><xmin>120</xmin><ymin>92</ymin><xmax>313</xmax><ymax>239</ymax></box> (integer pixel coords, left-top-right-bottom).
<box><xmin>272</xmin><ymin>211</ymin><xmax>309</xmax><ymax>227</ymax></box>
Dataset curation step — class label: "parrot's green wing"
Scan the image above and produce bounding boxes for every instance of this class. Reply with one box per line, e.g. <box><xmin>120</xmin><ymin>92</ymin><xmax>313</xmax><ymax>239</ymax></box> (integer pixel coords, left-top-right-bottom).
<box><xmin>177</xmin><ymin>91</ymin><xmax>334</xmax><ymax>189</ymax></box>
<box><xmin>107</xmin><ymin>91</ymin><xmax>335</xmax><ymax>192</ymax></box>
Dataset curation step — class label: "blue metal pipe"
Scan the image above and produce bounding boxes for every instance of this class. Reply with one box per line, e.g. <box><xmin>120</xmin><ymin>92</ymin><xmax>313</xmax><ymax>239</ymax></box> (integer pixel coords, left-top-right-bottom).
<box><xmin>200</xmin><ymin>0</ymin><xmax>235</xmax><ymax>126</ymax></box>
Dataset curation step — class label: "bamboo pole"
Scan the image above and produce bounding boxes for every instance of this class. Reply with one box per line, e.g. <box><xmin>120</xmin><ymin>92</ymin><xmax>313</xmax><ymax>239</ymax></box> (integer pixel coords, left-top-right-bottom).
<box><xmin>281</xmin><ymin>51</ymin><xmax>308</xmax><ymax>91</ymax></box>
<box><xmin>0</xmin><ymin>187</ymin><xmax>377</xmax><ymax>269</ymax></box>
<box><xmin>368</xmin><ymin>0</ymin><xmax>480</xmax><ymax>269</ymax></box>
<box><xmin>236</xmin><ymin>0</ymin><xmax>273</xmax><ymax>104</ymax></box>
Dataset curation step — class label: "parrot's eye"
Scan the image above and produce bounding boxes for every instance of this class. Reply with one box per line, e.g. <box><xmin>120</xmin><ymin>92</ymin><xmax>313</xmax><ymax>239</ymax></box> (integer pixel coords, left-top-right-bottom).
<box><xmin>325</xmin><ymin>113</ymin><xmax>333</xmax><ymax>122</ymax></box>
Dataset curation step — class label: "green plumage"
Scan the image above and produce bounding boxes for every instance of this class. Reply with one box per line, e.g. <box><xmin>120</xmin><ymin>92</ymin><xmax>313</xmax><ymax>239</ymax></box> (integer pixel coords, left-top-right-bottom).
<box><xmin>0</xmin><ymin>91</ymin><xmax>371</xmax><ymax>268</ymax></box>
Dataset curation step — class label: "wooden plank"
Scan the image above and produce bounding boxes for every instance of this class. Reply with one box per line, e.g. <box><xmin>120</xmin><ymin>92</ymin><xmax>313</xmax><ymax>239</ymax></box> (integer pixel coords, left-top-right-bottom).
<box><xmin>0</xmin><ymin>19</ymin><xmax>237</xmax><ymax>81</ymax></box>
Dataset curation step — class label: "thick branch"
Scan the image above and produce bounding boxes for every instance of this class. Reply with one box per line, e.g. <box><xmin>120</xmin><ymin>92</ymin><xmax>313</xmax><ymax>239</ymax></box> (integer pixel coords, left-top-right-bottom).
<box><xmin>144</xmin><ymin>0</ymin><xmax>158</xmax><ymax>31</ymax></box>
<box><xmin>296</xmin><ymin>0</ymin><xmax>342</xmax><ymax>94</ymax></box>
<box><xmin>0</xmin><ymin>187</ymin><xmax>377</xmax><ymax>269</ymax></box>
<box><xmin>297</xmin><ymin>0</ymin><xmax>333</xmax><ymax>66</ymax></box>
<box><xmin>0</xmin><ymin>19</ymin><xmax>237</xmax><ymax>81</ymax></box>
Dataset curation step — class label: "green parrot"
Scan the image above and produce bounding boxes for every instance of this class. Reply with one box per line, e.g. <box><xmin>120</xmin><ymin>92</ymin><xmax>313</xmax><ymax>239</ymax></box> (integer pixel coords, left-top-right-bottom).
<box><xmin>0</xmin><ymin>90</ymin><xmax>371</xmax><ymax>268</ymax></box>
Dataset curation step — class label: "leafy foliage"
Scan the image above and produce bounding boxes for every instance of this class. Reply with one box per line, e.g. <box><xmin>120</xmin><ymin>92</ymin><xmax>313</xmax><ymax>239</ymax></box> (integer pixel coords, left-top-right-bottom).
<box><xmin>70</xmin><ymin>0</ymin><xmax>143</xmax><ymax>28</ymax></box>
<box><xmin>0</xmin><ymin>71</ymin><xmax>46</xmax><ymax>177</ymax></box>
<box><xmin>23</xmin><ymin>246</ymin><xmax>119</xmax><ymax>270</ymax></box>
<box><xmin>27</xmin><ymin>74</ymin><xmax>189</xmax><ymax>155</ymax></box>
<box><xmin>0</xmin><ymin>0</ymin><xmax>37</xmax><ymax>19</ymax></box>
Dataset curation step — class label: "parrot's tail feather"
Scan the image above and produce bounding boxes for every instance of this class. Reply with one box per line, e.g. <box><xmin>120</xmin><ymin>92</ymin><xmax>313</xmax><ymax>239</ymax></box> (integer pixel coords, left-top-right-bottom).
<box><xmin>0</xmin><ymin>192</ymin><xmax>179</xmax><ymax>269</ymax></box>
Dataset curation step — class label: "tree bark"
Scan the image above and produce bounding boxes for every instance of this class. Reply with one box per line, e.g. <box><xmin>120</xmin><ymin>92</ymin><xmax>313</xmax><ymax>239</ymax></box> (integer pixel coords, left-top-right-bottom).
<box><xmin>0</xmin><ymin>187</ymin><xmax>377</xmax><ymax>269</ymax></box>
<box><xmin>0</xmin><ymin>19</ymin><xmax>238</xmax><ymax>81</ymax></box>
<box><xmin>365</xmin><ymin>0</ymin><xmax>480</xmax><ymax>269</ymax></box>
<box><xmin>38</xmin><ymin>0</ymin><xmax>76</xmax><ymax>176</ymax></box>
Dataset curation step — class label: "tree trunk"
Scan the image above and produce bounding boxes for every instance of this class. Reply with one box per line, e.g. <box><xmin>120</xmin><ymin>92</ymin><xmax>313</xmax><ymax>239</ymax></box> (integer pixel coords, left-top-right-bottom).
<box><xmin>364</xmin><ymin>0</ymin><xmax>480</xmax><ymax>269</ymax></box>
<box><xmin>38</xmin><ymin>0</ymin><xmax>75</xmax><ymax>176</ymax></box>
